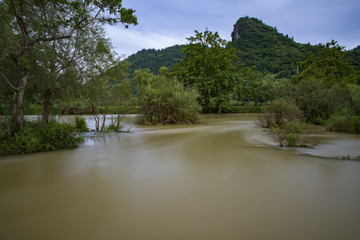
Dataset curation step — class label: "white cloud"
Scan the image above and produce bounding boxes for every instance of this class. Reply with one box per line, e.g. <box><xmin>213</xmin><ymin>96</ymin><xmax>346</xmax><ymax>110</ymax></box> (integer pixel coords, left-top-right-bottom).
<box><xmin>106</xmin><ymin>27</ymin><xmax>187</xmax><ymax>58</ymax></box>
<box><xmin>104</xmin><ymin>0</ymin><xmax>360</xmax><ymax>56</ymax></box>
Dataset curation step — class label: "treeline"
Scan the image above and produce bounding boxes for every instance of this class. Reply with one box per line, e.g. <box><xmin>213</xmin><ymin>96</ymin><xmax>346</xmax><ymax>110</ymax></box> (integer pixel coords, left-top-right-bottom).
<box><xmin>1</xmin><ymin>7</ymin><xmax>360</xmax><ymax>155</ymax></box>
<box><xmin>126</xmin><ymin>17</ymin><xmax>360</xmax><ymax>78</ymax></box>
<box><xmin>127</xmin><ymin>45</ymin><xmax>185</xmax><ymax>74</ymax></box>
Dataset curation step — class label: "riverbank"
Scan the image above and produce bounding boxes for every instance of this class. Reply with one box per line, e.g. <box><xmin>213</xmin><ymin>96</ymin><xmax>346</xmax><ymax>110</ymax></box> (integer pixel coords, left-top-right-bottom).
<box><xmin>1</xmin><ymin>114</ymin><xmax>359</xmax><ymax>159</ymax></box>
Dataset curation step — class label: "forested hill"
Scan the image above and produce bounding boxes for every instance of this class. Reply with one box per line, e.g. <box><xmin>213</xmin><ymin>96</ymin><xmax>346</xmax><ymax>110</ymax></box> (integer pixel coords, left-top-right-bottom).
<box><xmin>126</xmin><ymin>17</ymin><xmax>358</xmax><ymax>76</ymax></box>
<box><xmin>231</xmin><ymin>17</ymin><xmax>320</xmax><ymax>77</ymax></box>
<box><xmin>126</xmin><ymin>45</ymin><xmax>184</xmax><ymax>74</ymax></box>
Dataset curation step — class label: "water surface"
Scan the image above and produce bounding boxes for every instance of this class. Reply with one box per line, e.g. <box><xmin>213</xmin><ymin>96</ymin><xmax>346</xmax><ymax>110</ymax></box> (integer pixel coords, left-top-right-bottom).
<box><xmin>1</xmin><ymin>114</ymin><xmax>360</xmax><ymax>240</ymax></box>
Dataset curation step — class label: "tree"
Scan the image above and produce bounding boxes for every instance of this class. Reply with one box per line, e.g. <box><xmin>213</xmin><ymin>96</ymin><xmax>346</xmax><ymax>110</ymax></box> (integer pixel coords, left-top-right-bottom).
<box><xmin>32</xmin><ymin>29</ymin><xmax>117</xmax><ymax>124</ymax></box>
<box><xmin>294</xmin><ymin>40</ymin><xmax>358</xmax><ymax>86</ymax></box>
<box><xmin>174</xmin><ymin>29</ymin><xmax>239</xmax><ymax>113</ymax></box>
<box><xmin>133</xmin><ymin>68</ymin><xmax>201</xmax><ymax>125</ymax></box>
<box><xmin>1</xmin><ymin>0</ymin><xmax>137</xmax><ymax>133</ymax></box>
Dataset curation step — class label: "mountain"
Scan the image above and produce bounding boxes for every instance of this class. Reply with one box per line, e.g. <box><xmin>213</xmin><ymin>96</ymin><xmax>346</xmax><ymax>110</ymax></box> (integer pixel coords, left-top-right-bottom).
<box><xmin>126</xmin><ymin>44</ymin><xmax>184</xmax><ymax>74</ymax></box>
<box><xmin>126</xmin><ymin>17</ymin><xmax>358</xmax><ymax>77</ymax></box>
<box><xmin>350</xmin><ymin>46</ymin><xmax>360</xmax><ymax>71</ymax></box>
<box><xmin>231</xmin><ymin>16</ymin><xmax>320</xmax><ymax>77</ymax></box>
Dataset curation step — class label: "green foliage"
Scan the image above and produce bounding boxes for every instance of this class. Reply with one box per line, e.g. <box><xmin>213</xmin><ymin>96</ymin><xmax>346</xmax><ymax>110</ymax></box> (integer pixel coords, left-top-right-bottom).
<box><xmin>349</xmin><ymin>46</ymin><xmax>360</xmax><ymax>76</ymax></box>
<box><xmin>327</xmin><ymin>115</ymin><xmax>360</xmax><ymax>134</ymax></box>
<box><xmin>0</xmin><ymin>120</ymin><xmax>83</xmax><ymax>156</ymax></box>
<box><xmin>39</xmin><ymin>120</ymin><xmax>81</xmax><ymax>150</ymax></box>
<box><xmin>231</xmin><ymin>17</ymin><xmax>319</xmax><ymax>78</ymax></box>
<box><xmin>258</xmin><ymin>98</ymin><xmax>304</xmax><ymax>128</ymax></box>
<box><xmin>2</xmin><ymin>0</ymin><xmax>138</xmax><ymax>133</ymax></box>
<box><xmin>290</xmin><ymin>78</ymin><xmax>335</xmax><ymax>122</ymax></box>
<box><xmin>174</xmin><ymin>29</ymin><xmax>239</xmax><ymax>113</ymax></box>
<box><xmin>294</xmin><ymin>40</ymin><xmax>358</xmax><ymax>86</ymax></box>
<box><xmin>272</xmin><ymin>119</ymin><xmax>306</xmax><ymax>147</ymax></box>
<box><xmin>290</xmin><ymin>42</ymin><xmax>360</xmax><ymax>128</ymax></box>
<box><xmin>75</xmin><ymin>116</ymin><xmax>88</xmax><ymax>132</ymax></box>
<box><xmin>133</xmin><ymin>68</ymin><xmax>201</xmax><ymax>125</ymax></box>
<box><xmin>258</xmin><ymin>99</ymin><xmax>307</xmax><ymax>147</ymax></box>
<box><xmin>348</xmin><ymin>84</ymin><xmax>360</xmax><ymax>115</ymax></box>
<box><xmin>0</xmin><ymin>116</ymin><xmax>12</xmax><ymax>141</ymax></box>
<box><xmin>127</xmin><ymin>45</ymin><xmax>185</xmax><ymax>74</ymax></box>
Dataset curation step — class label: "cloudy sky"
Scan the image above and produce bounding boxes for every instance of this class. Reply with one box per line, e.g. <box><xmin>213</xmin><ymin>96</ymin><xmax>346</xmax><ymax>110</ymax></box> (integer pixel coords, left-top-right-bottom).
<box><xmin>106</xmin><ymin>0</ymin><xmax>360</xmax><ymax>58</ymax></box>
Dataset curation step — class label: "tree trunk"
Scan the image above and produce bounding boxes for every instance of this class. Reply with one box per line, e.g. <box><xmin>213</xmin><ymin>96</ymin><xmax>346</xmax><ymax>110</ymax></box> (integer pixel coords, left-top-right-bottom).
<box><xmin>42</xmin><ymin>88</ymin><xmax>52</xmax><ymax>124</ymax></box>
<box><xmin>12</xmin><ymin>74</ymin><xmax>28</xmax><ymax>134</ymax></box>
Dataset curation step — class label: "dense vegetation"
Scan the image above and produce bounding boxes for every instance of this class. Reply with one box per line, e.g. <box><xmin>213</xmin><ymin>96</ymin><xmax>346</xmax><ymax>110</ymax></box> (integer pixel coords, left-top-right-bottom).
<box><xmin>133</xmin><ymin>67</ymin><xmax>201</xmax><ymax>125</ymax></box>
<box><xmin>231</xmin><ymin>17</ymin><xmax>323</xmax><ymax>78</ymax></box>
<box><xmin>0</xmin><ymin>119</ymin><xmax>84</xmax><ymax>155</ymax></box>
<box><xmin>0</xmin><ymin>0</ymin><xmax>137</xmax><ymax>155</ymax></box>
<box><xmin>127</xmin><ymin>17</ymin><xmax>360</xmax><ymax>79</ymax></box>
<box><xmin>127</xmin><ymin>45</ymin><xmax>184</xmax><ymax>74</ymax></box>
<box><xmin>1</xmin><ymin>7</ymin><xmax>360</xmax><ymax>155</ymax></box>
<box><xmin>258</xmin><ymin>99</ymin><xmax>307</xmax><ymax>147</ymax></box>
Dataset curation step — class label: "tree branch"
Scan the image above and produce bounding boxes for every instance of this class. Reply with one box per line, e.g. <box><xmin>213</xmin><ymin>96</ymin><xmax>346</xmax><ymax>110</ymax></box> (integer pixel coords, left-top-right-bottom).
<box><xmin>0</xmin><ymin>71</ymin><xmax>19</xmax><ymax>91</ymax></box>
<box><xmin>29</xmin><ymin>35</ymin><xmax>73</xmax><ymax>46</ymax></box>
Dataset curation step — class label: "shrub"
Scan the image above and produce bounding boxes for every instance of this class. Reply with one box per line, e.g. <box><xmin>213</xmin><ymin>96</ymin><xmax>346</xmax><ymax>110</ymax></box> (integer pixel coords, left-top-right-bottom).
<box><xmin>74</xmin><ymin>116</ymin><xmax>88</xmax><ymax>132</ymax></box>
<box><xmin>258</xmin><ymin>98</ymin><xmax>308</xmax><ymax>147</ymax></box>
<box><xmin>0</xmin><ymin>120</ymin><xmax>83</xmax><ymax>156</ymax></box>
<box><xmin>134</xmin><ymin>69</ymin><xmax>202</xmax><ymax>125</ymax></box>
<box><xmin>40</xmin><ymin>120</ymin><xmax>81</xmax><ymax>150</ymax></box>
<box><xmin>273</xmin><ymin>119</ymin><xmax>306</xmax><ymax>147</ymax></box>
<box><xmin>258</xmin><ymin>98</ymin><xmax>303</xmax><ymax>128</ymax></box>
<box><xmin>327</xmin><ymin>115</ymin><xmax>360</xmax><ymax>134</ymax></box>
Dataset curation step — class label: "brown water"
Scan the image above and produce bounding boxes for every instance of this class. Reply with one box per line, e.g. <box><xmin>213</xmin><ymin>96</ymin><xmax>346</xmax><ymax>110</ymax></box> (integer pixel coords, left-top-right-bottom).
<box><xmin>1</xmin><ymin>114</ymin><xmax>360</xmax><ymax>240</ymax></box>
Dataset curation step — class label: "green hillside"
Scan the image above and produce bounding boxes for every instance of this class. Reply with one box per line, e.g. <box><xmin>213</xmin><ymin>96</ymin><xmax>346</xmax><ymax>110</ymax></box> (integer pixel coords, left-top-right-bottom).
<box><xmin>231</xmin><ymin>17</ymin><xmax>321</xmax><ymax>77</ymax></box>
<box><xmin>126</xmin><ymin>17</ymin><xmax>358</xmax><ymax>77</ymax></box>
<box><xmin>126</xmin><ymin>44</ymin><xmax>184</xmax><ymax>74</ymax></box>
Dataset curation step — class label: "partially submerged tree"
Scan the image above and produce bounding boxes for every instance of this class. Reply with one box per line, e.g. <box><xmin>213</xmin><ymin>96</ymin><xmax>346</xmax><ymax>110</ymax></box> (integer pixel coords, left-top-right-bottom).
<box><xmin>1</xmin><ymin>0</ymin><xmax>137</xmax><ymax>133</ymax></box>
<box><xmin>134</xmin><ymin>68</ymin><xmax>201</xmax><ymax>125</ymax></box>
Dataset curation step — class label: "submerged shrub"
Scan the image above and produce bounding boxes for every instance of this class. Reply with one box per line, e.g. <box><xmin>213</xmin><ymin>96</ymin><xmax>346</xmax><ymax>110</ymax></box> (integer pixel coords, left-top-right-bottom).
<box><xmin>258</xmin><ymin>98</ymin><xmax>303</xmax><ymax>128</ymax></box>
<box><xmin>273</xmin><ymin>119</ymin><xmax>306</xmax><ymax>147</ymax></box>
<box><xmin>0</xmin><ymin>120</ymin><xmax>83</xmax><ymax>156</ymax></box>
<box><xmin>134</xmin><ymin>68</ymin><xmax>202</xmax><ymax>125</ymax></box>
<box><xmin>40</xmin><ymin>120</ymin><xmax>81</xmax><ymax>150</ymax></box>
<box><xmin>258</xmin><ymin>98</ymin><xmax>308</xmax><ymax>147</ymax></box>
<box><xmin>75</xmin><ymin>116</ymin><xmax>88</xmax><ymax>132</ymax></box>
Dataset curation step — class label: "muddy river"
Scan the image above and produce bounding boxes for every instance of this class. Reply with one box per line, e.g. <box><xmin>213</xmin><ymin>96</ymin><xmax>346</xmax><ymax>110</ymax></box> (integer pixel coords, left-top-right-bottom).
<box><xmin>1</xmin><ymin>114</ymin><xmax>360</xmax><ymax>239</ymax></box>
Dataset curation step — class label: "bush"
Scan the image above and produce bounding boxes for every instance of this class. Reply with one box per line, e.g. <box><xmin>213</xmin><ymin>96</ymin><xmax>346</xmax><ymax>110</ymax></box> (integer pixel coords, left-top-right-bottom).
<box><xmin>75</xmin><ymin>116</ymin><xmax>88</xmax><ymax>132</ymax></box>
<box><xmin>0</xmin><ymin>120</ymin><xmax>83</xmax><ymax>156</ymax></box>
<box><xmin>327</xmin><ymin>115</ymin><xmax>360</xmax><ymax>134</ymax></box>
<box><xmin>40</xmin><ymin>120</ymin><xmax>81</xmax><ymax>150</ymax></box>
<box><xmin>258</xmin><ymin>98</ymin><xmax>303</xmax><ymax>128</ymax></box>
<box><xmin>272</xmin><ymin>119</ymin><xmax>306</xmax><ymax>147</ymax></box>
<box><xmin>0</xmin><ymin>116</ymin><xmax>11</xmax><ymax>141</ymax></box>
<box><xmin>258</xmin><ymin>98</ymin><xmax>308</xmax><ymax>147</ymax></box>
<box><xmin>134</xmin><ymin>69</ymin><xmax>202</xmax><ymax>125</ymax></box>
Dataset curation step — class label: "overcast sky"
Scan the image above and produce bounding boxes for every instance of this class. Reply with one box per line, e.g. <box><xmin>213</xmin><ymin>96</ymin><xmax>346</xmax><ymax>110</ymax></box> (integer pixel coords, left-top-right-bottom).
<box><xmin>106</xmin><ymin>0</ymin><xmax>360</xmax><ymax>58</ymax></box>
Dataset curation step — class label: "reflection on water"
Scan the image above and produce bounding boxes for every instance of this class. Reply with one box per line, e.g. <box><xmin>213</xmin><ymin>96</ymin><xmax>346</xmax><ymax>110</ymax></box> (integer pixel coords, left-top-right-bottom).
<box><xmin>1</xmin><ymin>114</ymin><xmax>360</xmax><ymax>240</ymax></box>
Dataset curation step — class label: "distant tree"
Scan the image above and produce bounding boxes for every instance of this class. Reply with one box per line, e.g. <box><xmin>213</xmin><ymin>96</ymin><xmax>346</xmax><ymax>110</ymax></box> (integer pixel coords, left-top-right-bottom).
<box><xmin>174</xmin><ymin>29</ymin><xmax>239</xmax><ymax>113</ymax></box>
<box><xmin>294</xmin><ymin>40</ymin><xmax>358</xmax><ymax>86</ymax></box>
<box><xmin>127</xmin><ymin>45</ymin><xmax>185</xmax><ymax>74</ymax></box>
<box><xmin>291</xmin><ymin>41</ymin><xmax>360</xmax><ymax>123</ymax></box>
